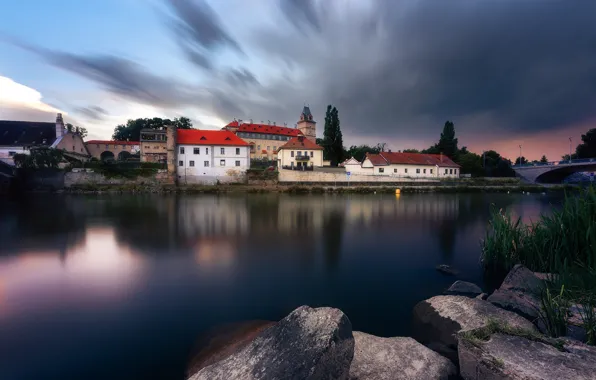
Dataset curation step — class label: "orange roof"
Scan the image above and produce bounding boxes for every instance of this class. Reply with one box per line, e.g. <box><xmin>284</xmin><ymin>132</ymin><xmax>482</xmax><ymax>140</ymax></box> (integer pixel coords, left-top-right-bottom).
<box><xmin>177</xmin><ymin>129</ymin><xmax>249</xmax><ymax>146</ymax></box>
<box><xmin>225</xmin><ymin>121</ymin><xmax>303</xmax><ymax>137</ymax></box>
<box><xmin>365</xmin><ymin>152</ymin><xmax>460</xmax><ymax>167</ymax></box>
<box><xmin>86</xmin><ymin>140</ymin><xmax>139</xmax><ymax>145</ymax></box>
<box><xmin>278</xmin><ymin>136</ymin><xmax>323</xmax><ymax>150</ymax></box>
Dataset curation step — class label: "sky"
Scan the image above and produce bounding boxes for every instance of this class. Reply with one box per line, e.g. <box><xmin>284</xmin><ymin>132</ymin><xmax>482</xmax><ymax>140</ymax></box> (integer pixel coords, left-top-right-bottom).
<box><xmin>1</xmin><ymin>0</ymin><xmax>595</xmax><ymax>161</ymax></box>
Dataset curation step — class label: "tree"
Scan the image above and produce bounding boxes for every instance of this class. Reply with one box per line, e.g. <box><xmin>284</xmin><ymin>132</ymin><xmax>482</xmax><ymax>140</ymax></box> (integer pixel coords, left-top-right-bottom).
<box><xmin>13</xmin><ymin>148</ymin><xmax>63</xmax><ymax>169</ymax></box>
<box><xmin>65</xmin><ymin>123</ymin><xmax>88</xmax><ymax>139</ymax></box>
<box><xmin>562</xmin><ymin>153</ymin><xmax>578</xmax><ymax>161</ymax></box>
<box><xmin>345</xmin><ymin>144</ymin><xmax>381</xmax><ymax>162</ymax></box>
<box><xmin>437</xmin><ymin>121</ymin><xmax>459</xmax><ymax>158</ymax></box>
<box><xmin>322</xmin><ymin>105</ymin><xmax>344</xmax><ymax>165</ymax></box>
<box><xmin>112</xmin><ymin>117</ymin><xmax>193</xmax><ymax>141</ymax></box>
<box><xmin>457</xmin><ymin>152</ymin><xmax>484</xmax><ymax>177</ymax></box>
<box><xmin>540</xmin><ymin>155</ymin><xmax>548</xmax><ymax>163</ymax></box>
<box><xmin>402</xmin><ymin>148</ymin><xmax>419</xmax><ymax>153</ymax></box>
<box><xmin>575</xmin><ymin>128</ymin><xmax>596</xmax><ymax>159</ymax></box>
<box><xmin>515</xmin><ymin>156</ymin><xmax>528</xmax><ymax>165</ymax></box>
<box><xmin>482</xmin><ymin>150</ymin><xmax>515</xmax><ymax>177</ymax></box>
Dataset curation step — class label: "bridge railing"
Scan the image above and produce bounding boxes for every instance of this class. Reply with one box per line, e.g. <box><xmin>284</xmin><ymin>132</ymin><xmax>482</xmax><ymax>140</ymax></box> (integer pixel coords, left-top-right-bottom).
<box><xmin>513</xmin><ymin>157</ymin><xmax>596</xmax><ymax>168</ymax></box>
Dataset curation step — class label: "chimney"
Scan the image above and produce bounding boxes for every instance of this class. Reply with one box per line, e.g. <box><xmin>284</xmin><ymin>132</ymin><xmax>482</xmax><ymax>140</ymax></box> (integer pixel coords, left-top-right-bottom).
<box><xmin>273</xmin><ymin>121</ymin><xmax>276</xmax><ymax>126</ymax></box>
<box><xmin>440</xmin><ymin>152</ymin><xmax>443</xmax><ymax>162</ymax></box>
<box><xmin>267</xmin><ymin>120</ymin><xmax>270</xmax><ymax>125</ymax></box>
<box><xmin>238</xmin><ymin>119</ymin><xmax>243</xmax><ymax>125</ymax></box>
<box><xmin>250</xmin><ymin>118</ymin><xmax>253</xmax><ymax>123</ymax></box>
<box><xmin>388</xmin><ymin>149</ymin><xmax>392</xmax><ymax>153</ymax></box>
<box><xmin>56</xmin><ymin>113</ymin><xmax>65</xmax><ymax>139</ymax></box>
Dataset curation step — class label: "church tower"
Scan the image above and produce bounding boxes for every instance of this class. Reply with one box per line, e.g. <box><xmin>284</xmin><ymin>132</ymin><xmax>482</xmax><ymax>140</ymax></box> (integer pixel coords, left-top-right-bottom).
<box><xmin>297</xmin><ymin>106</ymin><xmax>316</xmax><ymax>142</ymax></box>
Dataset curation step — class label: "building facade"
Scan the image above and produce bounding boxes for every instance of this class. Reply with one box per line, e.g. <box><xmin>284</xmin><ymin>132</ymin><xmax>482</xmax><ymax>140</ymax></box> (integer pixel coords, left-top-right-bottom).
<box><xmin>140</xmin><ymin>128</ymin><xmax>167</xmax><ymax>163</ymax></box>
<box><xmin>277</xmin><ymin>136</ymin><xmax>324</xmax><ymax>169</ymax></box>
<box><xmin>176</xmin><ymin>129</ymin><xmax>250</xmax><ymax>184</ymax></box>
<box><xmin>222</xmin><ymin>106</ymin><xmax>317</xmax><ymax>160</ymax></box>
<box><xmin>345</xmin><ymin>152</ymin><xmax>460</xmax><ymax>178</ymax></box>
<box><xmin>85</xmin><ymin>140</ymin><xmax>140</xmax><ymax>161</ymax></box>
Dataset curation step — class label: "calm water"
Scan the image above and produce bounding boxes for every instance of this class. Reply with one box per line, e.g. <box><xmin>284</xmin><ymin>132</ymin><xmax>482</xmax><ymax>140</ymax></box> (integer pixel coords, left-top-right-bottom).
<box><xmin>0</xmin><ymin>193</ymin><xmax>562</xmax><ymax>380</ymax></box>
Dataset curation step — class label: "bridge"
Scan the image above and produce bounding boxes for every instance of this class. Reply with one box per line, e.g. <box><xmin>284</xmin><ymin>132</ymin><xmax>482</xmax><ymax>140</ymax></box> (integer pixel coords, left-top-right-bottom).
<box><xmin>513</xmin><ymin>158</ymin><xmax>596</xmax><ymax>183</ymax></box>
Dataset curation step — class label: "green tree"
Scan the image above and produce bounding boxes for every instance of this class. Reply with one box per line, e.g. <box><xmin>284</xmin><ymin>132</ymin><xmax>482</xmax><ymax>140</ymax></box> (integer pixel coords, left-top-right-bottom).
<box><xmin>540</xmin><ymin>155</ymin><xmax>548</xmax><ymax>163</ymax></box>
<box><xmin>402</xmin><ymin>148</ymin><xmax>419</xmax><ymax>153</ymax></box>
<box><xmin>575</xmin><ymin>128</ymin><xmax>596</xmax><ymax>159</ymax></box>
<box><xmin>13</xmin><ymin>148</ymin><xmax>64</xmax><ymax>169</ymax></box>
<box><xmin>345</xmin><ymin>144</ymin><xmax>381</xmax><ymax>162</ymax></box>
<box><xmin>65</xmin><ymin>123</ymin><xmax>88</xmax><ymax>139</ymax></box>
<box><xmin>437</xmin><ymin>121</ymin><xmax>459</xmax><ymax>157</ymax></box>
<box><xmin>483</xmin><ymin>150</ymin><xmax>515</xmax><ymax>177</ymax></box>
<box><xmin>112</xmin><ymin>117</ymin><xmax>193</xmax><ymax>141</ymax></box>
<box><xmin>457</xmin><ymin>152</ymin><xmax>484</xmax><ymax>177</ymax></box>
<box><xmin>322</xmin><ymin>105</ymin><xmax>344</xmax><ymax>165</ymax></box>
<box><xmin>515</xmin><ymin>156</ymin><xmax>528</xmax><ymax>165</ymax></box>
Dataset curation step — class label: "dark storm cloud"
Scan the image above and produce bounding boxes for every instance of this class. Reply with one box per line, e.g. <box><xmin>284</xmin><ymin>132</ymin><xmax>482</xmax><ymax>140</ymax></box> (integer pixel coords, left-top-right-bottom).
<box><xmin>279</xmin><ymin>0</ymin><xmax>321</xmax><ymax>33</ymax></box>
<box><xmin>75</xmin><ymin>105</ymin><xmax>109</xmax><ymax>121</ymax></box>
<box><xmin>226</xmin><ymin>68</ymin><xmax>259</xmax><ymax>88</ymax></box>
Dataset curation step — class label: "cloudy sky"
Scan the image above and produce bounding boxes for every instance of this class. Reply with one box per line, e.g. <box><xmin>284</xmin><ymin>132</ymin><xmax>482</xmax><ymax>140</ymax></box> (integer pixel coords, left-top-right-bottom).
<box><xmin>1</xmin><ymin>0</ymin><xmax>595</xmax><ymax>160</ymax></box>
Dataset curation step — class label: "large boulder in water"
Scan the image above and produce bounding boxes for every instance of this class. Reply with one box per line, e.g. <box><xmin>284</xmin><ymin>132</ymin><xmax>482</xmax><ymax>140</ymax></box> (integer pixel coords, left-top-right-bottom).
<box><xmin>458</xmin><ymin>326</ymin><xmax>596</xmax><ymax>380</ymax></box>
<box><xmin>188</xmin><ymin>306</ymin><xmax>354</xmax><ymax>380</ymax></box>
<box><xmin>487</xmin><ymin>264</ymin><xmax>544</xmax><ymax>322</ymax></box>
<box><xmin>349</xmin><ymin>331</ymin><xmax>456</xmax><ymax>380</ymax></box>
<box><xmin>412</xmin><ymin>295</ymin><xmax>536</xmax><ymax>363</ymax></box>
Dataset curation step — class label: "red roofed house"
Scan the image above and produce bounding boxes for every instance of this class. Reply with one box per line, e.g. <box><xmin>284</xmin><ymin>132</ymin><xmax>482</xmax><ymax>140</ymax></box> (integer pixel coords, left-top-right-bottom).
<box><xmin>176</xmin><ymin>129</ymin><xmax>250</xmax><ymax>184</ymax></box>
<box><xmin>222</xmin><ymin>106</ymin><xmax>317</xmax><ymax>160</ymax></box>
<box><xmin>346</xmin><ymin>152</ymin><xmax>460</xmax><ymax>178</ymax></box>
<box><xmin>277</xmin><ymin>135</ymin><xmax>324</xmax><ymax>169</ymax></box>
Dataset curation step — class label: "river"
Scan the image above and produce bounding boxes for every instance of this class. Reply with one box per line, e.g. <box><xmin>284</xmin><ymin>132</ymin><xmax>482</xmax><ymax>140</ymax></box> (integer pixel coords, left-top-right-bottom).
<box><xmin>0</xmin><ymin>192</ymin><xmax>562</xmax><ymax>379</ymax></box>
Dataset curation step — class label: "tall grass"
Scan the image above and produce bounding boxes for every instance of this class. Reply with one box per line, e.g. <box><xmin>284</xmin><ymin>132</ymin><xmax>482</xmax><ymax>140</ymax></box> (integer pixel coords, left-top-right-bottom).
<box><xmin>538</xmin><ymin>285</ymin><xmax>570</xmax><ymax>338</ymax></box>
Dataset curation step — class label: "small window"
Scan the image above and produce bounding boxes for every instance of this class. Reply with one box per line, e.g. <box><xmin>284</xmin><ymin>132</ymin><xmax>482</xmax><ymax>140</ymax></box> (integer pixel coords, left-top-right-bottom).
<box><xmin>180</xmin><ymin>147</ymin><xmax>185</xmax><ymax>154</ymax></box>
<box><xmin>206</xmin><ymin>148</ymin><xmax>209</xmax><ymax>154</ymax></box>
<box><xmin>96</xmin><ymin>144</ymin><xmax>100</xmax><ymax>148</ymax></box>
<box><xmin>8</xmin><ymin>151</ymin><xmax>16</xmax><ymax>157</ymax></box>
<box><xmin>178</xmin><ymin>160</ymin><xmax>183</xmax><ymax>166</ymax></box>
<box><xmin>105</xmin><ymin>144</ymin><xmax>109</xmax><ymax>149</ymax></box>
<box><xmin>310</xmin><ymin>151</ymin><xmax>313</xmax><ymax>157</ymax></box>
<box><xmin>405</xmin><ymin>168</ymin><xmax>408</xmax><ymax>173</ymax></box>
<box><xmin>379</xmin><ymin>168</ymin><xmax>385</xmax><ymax>173</ymax></box>
<box><xmin>189</xmin><ymin>161</ymin><xmax>195</xmax><ymax>167</ymax></box>
<box><xmin>423</xmin><ymin>169</ymin><xmax>426</xmax><ymax>174</ymax></box>
<box><xmin>291</xmin><ymin>151</ymin><xmax>295</xmax><ymax>157</ymax></box>
<box><xmin>204</xmin><ymin>161</ymin><xmax>209</xmax><ymax>167</ymax></box>
<box><xmin>236</xmin><ymin>148</ymin><xmax>240</xmax><ymax>155</ymax></box>
<box><xmin>122</xmin><ymin>144</ymin><xmax>125</xmax><ymax>148</ymax></box>
<box><xmin>235</xmin><ymin>160</ymin><xmax>240</xmax><ymax>167</ymax></box>
<box><xmin>220</xmin><ymin>159</ymin><xmax>225</xmax><ymax>166</ymax></box>
<box><xmin>454</xmin><ymin>169</ymin><xmax>457</xmax><ymax>175</ymax></box>
<box><xmin>394</xmin><ymin>168</ymin><xmax>397</xmax><ymax>173</ymax></box>
<box><xmin>220</xmin><ymin>147</ymin><xmax>225</xmax><ymax>154</ymax></box>
<box><xmin>194</xmin><ymin>148</ymin><xmax>200</xmax><ymax>154</ymax></box>
<box><xmin>450</xmin><ymin>169</ymin><xmax>453</xmax><ymax>174</ymax></box>
<box><xmin>416</xmin><ymin>168</ymin><xmax>420</xmax><ymax>174</ymax></box>
<box><xmin>430</xmin><ymin>169</ymin><xmax>433</xmax><ymax>174</ymax></box>
<box><xmin>72</xmin><ymin>145</ymin><xmax>75</xmax><ymax>150</ymax></box>
<box><xmin>257</xmin><ymin>145</ymin><xmax>261</xmax><ymax>150</ymax></box>
<box><xmin>273</xmin><ymin>146</ymin><xmax>277</xmax><ymax>151</ymax></box>
<box><xmin>267</xmin><ymin>146</ymin><xmax>270</xmax><ymax>151</ymax></box>
<box><xmin>445</xmin><ymin>169</ymin><xmax>448</xmax><ymax>174</ymax></box>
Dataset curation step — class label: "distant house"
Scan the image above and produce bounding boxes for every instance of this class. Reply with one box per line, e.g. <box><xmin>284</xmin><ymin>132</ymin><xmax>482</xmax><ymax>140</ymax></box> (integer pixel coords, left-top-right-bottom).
<box><xmin>140</xmin><ymin>128</ymin><xmax>167</xmax><ymax>163</ymax></box>
<box><xmin>277</xmin><ymin>135</ymin><xmax>324</xmax><ymax>169</ymax></box>
<box><xmin>349</xmin><ymin>152</ymin><xmax>460</xmax><ymax>178</ymax></box>
<box><xmin>0</xmin><ymin>113</ymin><xmax>89</xmax><ymax>160</ymax></box>
<box><xmin>85</xmin><ymin>140</ymin><xmax>140</xmax><ymax>161</ymax></box>
<box><xmin>176</xmin><ymin>129</ymin><xmax>250</xmax><ymax>184</ymax></box>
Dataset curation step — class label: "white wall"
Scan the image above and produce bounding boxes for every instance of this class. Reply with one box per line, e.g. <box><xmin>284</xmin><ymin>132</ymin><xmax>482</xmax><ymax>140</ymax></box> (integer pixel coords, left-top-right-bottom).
<box><xmin>278</xmin><ymin>148</ymin><xmax>323</xmax><ymax>167</ymax></box>
<box><xmin>353</xmin><ymin>161</ymin><xmax>459</xmax><ymax>178</ymax></box>
<box><xmin>279</xmin><ymin>169</ymin><xmax>440</xmax><ymax>183</ymax></box>
<box><xmin>177</xmin><ymin>144</ymin><xmax>250</xmax><ymax>184</ymax></box>
<box><xmin>345</xmin><ymin>163</ymin><xmax>373</xmax><ymax>175</ymax></box>
<box><xmin>0</xmin><ymin>146</ymin><xmax>29</xmax><ymax>158</ymax></box>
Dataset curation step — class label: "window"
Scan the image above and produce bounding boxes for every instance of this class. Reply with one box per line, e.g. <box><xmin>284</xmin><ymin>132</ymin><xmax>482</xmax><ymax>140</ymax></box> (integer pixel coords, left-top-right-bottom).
<box><xmin>180</xmin><ymin>147</ymin><xmax>185</xmax><ymax>154</ymax></box>
<box><xmin>220</xmin><ymin>159</ymin><xmax>225</xmax><ymax>166</ymax></box>
<box><xmin>450</xmin><ymin>169</ymin><xmax>453</xmax><ymax>174</ymax></box>
<box><xmin>204</xmin><ymin>161</ymin><xmax>209</xmax><ymax>167</ymax></box>
<box><xmin>273</xmin><ymin>146</ymin><xmax>277</xmax><ymax>151</ymax></box>
<box><xmin>105</xmin><ymin>144</ymin><xmax>109</xmax><ymax>149</ymax></box>
<box><xmin>291</xmin><ymin>151</ymin><xmax>295</xmax><ymax>157</ymax></box>
<box><xmin>178</xmin><ymin>160</ymin><xmax>183</xmax><ymax>166</ymax></box>
<box><xmin>310</xmin><ymin>151</ymin><xmax>313</xmax><ymax>157</ymax></box>
<box><xmin>189</xmin><ymin>161</ymin><xmax>195</xmax><ymax>167</ymax></box>
<box><xmin>8</xmin><ymin>151</ymin><xmax>15</xmax><ymax>157</ymax></box>
<box><xmin>194</xmin><ymin>148</ymin><xmax>200</xmax><ymax>154</ymax></box>
<box><xmin>394</xmin><ymin>168</ymin><xmax>397</xmax><ymax>173</ymax></box>
<box><xmin>454</xmin><ymin>169</ymin><xmax>457</xmax><ymax>175</ymax></box>
<box><xmin>430</xmin><ymin>169</ymin><xmax>433</xmax><ymax>174</ymax></box>
<box><xmin>122</xmin><ymin>144</ymin><xmax>125</xmax><ymax>148</ymax></box>
<box><xmin>220</xmin><ymin>147</ymin><xmax>225</xmax><ymax>154</ymax></box>
<box><xmin>266</xmin><ymin>146</ymin><xmax>270</xmax><ymax>151</ymax></box>
<box><xmin>379</xmin><ymin>168</ymin><xmax>385</xmax><ymax>173</ymax></box>
<box><xmin>257</xmin><ymin>145</ymin><xmax>261</xmax><ymax>150</ymax></box>
<box><xmin>236</xmin><ymin>148</ymin><xmax>240</xmax><ymax>155</ymax></box>
<box><xmin>235</xmin><ymin>160</ymin><xmax>240</xmax><ymax>167</ymax></box>
<box><xmin>206</xmin><ymin>148</ymin><xmax>209</xmax><ymax>154</ymax></box>
<box><xmin>416</xmin><ymin>168</ymin><xmax>420</xmax><ymax>174</ymax></box>
<box><xmin>73</xmin><ymin>145</ymin><xmax>75</xmax><ymax>150</ymax></box>
<box><xmin>423</xmin><ymin>169</ymin><xmax>426</xmax><ymax>174</ymax></box>
<box><xmin>445</xmin><ymin>169</ymin><xmax>448</xmax><ymax>174</ymax></box>
<box><xmin>405</xmin><ymin>168</ymin><xmax>408</xmax><ymax>174</ymax></box>
<box><xmin>96</xmin><ymin>144</ymin><xmax>99</xmax><ymax>148</ymax></box>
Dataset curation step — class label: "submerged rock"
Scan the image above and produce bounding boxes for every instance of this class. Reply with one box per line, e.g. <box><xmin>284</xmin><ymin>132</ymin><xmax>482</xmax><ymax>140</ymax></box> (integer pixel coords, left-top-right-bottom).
<box><xmin>412</xmin><ymin>295</ymin><xmax>536</xmax><ymax>363</ymax></box>
<box><xmin>445</xmin><ymin>281</ymin><xmax>483</xmax><ymax>298</ymax></box>
<box><xmin>458</xmin><ymin>328</ymin><xmax>596</xmax><ymax>380</ymax></box>
<box><xmin>349</xmin><ymin>331</ymin><xmax>456</xmax><ymax>380</ymax></box>
<box><xmin>188</xmin><ymin>306</ymin><xmax>354</xmax><ymax>380</ymax></box>
<box><xmin>436</xmin><ymin>264</ymin><xmax>459</xmax><ymax>276</ymax></box>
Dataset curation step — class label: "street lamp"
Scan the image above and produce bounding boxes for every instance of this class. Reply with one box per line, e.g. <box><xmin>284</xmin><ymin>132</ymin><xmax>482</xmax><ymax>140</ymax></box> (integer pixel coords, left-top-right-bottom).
<box><xmin>569</xmin><ymin>137</ymin><xmax>573</xmax><ymax>163</ymax></box>
<box><xmin>519</xmin><ymin>145</ymin><xmax>522</xmax><ymax>166</ymax></box>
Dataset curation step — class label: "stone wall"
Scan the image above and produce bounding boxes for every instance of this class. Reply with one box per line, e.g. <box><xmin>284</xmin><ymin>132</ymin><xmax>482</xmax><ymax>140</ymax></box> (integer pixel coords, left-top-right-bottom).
<box><xmin>278</xmin><ymin>169</ymin><xmax>440</xmax><ymax>184</ymax></box>
<box><xmin>65</xmin><ymin>169</ymin><xmax>170</xmax><ymax>187</ymax></box>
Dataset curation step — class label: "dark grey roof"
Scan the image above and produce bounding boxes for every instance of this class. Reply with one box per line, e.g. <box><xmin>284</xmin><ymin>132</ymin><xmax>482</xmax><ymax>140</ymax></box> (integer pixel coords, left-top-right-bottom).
<box><xmin>301</xmin><ymin>106</ymin><xmax>313</xmax><ymax>118</ymax></box>
<box><xmin>0</xmin><ymin>121</ymin><xmax>56</xmax><ymax>146</ymax></box>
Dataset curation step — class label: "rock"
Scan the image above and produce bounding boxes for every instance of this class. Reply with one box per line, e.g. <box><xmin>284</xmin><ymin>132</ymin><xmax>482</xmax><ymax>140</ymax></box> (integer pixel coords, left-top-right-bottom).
<box><xmin>186</xmin><ymin>320</ymin><xmax>276</xmax><ymax>377</ymax></box>
<box><xmin>476</xmin><ymin>293</ymin><xmax>488</xmax><ymax>300</ymax></box>
<box><xmin>349</xmin><ymin>331</ymin><xmax>457</xmax><ymax>380</ymax></box>
<box><xmin>188</xmin><ymin>306</ymin><xmax>354</xmax><ymax>380</ymax></box>
<box><xmin>445</xmin><ymin>281</ymin><xmax>483</xmax><ymax>298</ymax></box>
<box><xmin>534</xmin><ymin>272</ymin><xmax>558</xmax><ymax>282</ymax></box>
<box><xmin>487</xmin><ymin>264</ymin><xmax>544</xmax><ymax>323</ymax></box>
<box><xmin>412</xmin><ymin>296</ymin><xmax>536</xmax><ymax>363</ymax></box>
<box><xmin>458</xmin><ymin>329</ymin><xmax>596</xmax><ymax>380</ymax></box>
<box><xmin>436</xmin><ymin>264</ymin><xmax>459</xmax><ymax>276</ymax></box>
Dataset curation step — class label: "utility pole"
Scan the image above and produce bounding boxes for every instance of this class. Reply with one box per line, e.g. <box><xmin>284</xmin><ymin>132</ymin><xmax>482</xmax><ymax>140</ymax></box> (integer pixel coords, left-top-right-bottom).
<box><xmin>569</xmin><ymin>137</ymin><xmax>572</xmax><ymax>163</ymax></box>
<box><xmin>518</xmin><ymin>145</ymin><xmax>522</xmax><ymax>166</ymax></box>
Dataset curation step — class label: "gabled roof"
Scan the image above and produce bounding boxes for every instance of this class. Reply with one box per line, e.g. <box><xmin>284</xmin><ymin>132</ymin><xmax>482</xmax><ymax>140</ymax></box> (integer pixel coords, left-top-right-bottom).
<box><xmin>0</xmin><ymin>121</ymin><xmax>56</xmax><ymax>146</ymax></box>
<box><xmin>341</xmin><ymin>157</ymin><xmax>361</xmax><ymax>166</ymax></box>
<box><xmin>177</xmin><ymin>129</ymin><xmax>249</xmax><ymax>146</ymax></box>
<box><xmin>278</xmin><ymin>136</ymin><xmax>323</xmax><ymax>150</ymax></box>
<box><xmin>86</xmin><ymin>140</ymin><xmax>139</xmax><ymax>145</ymax></box>
<box><xmin>224</xmin><ymin>121</ymin><xmax>303</xmax><ymax>137</ymax></box>
<box><xmin>365</xmin><ymin>152</ymin><xmax>460</xmax><ymax>167</ymax></box>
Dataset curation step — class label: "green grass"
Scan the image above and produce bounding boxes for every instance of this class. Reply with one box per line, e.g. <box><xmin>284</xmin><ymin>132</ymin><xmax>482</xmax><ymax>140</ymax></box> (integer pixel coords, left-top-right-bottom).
<box><xmin>538</xmin><ymin>285</ymin><xmax>570</xmax><ymax>338</ymax></box>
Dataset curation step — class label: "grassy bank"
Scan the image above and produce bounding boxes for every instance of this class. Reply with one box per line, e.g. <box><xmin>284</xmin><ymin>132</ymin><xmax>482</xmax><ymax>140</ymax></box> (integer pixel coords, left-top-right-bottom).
<box><xmin>481</xmin><ymin>186</ymin><xmax>596</xmax><ymax>343</ymax></box>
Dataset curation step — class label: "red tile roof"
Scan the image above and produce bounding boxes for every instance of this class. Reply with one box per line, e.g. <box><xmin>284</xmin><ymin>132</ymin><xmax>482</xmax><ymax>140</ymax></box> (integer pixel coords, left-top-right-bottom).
<box><xmin>86</xmin><ymin>140</ymin><xmax>139</xmax><ymax>145</ymax></box>
<box><xmin>225</xmin><ymin>121</ymin><xmax>303</xmax><ymax>137</ymax></box>
<box><xmin>278</xmin><ymin>136</ymin><xmax>323</xmax><ymax>150</ymax></box>
<box><xmin>177</xmin><ymin>129</ymin><xmax>249</xmax><ymax>146</ymax></box>
<box><xmin>365</xmin><ymin>152</ymin><xmax>460</xmax><ymax>167</ymax></box>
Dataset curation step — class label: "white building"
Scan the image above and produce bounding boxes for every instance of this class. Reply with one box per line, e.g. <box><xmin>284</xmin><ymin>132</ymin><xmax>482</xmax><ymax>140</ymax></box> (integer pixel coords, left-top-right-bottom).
<box><xmin>345</xmin><ymin>152</ymin><xmax>460</xmax><ymax>178</ymax></box>
<box><xmin>277</xmin><ymin>135</ymin><xmax>324</xmax><ymax>169</ymax></box>
<box><xmin>176</xmin><ymin>129</ymin><xmax>250</xmax><ymax>184</ymax></box>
